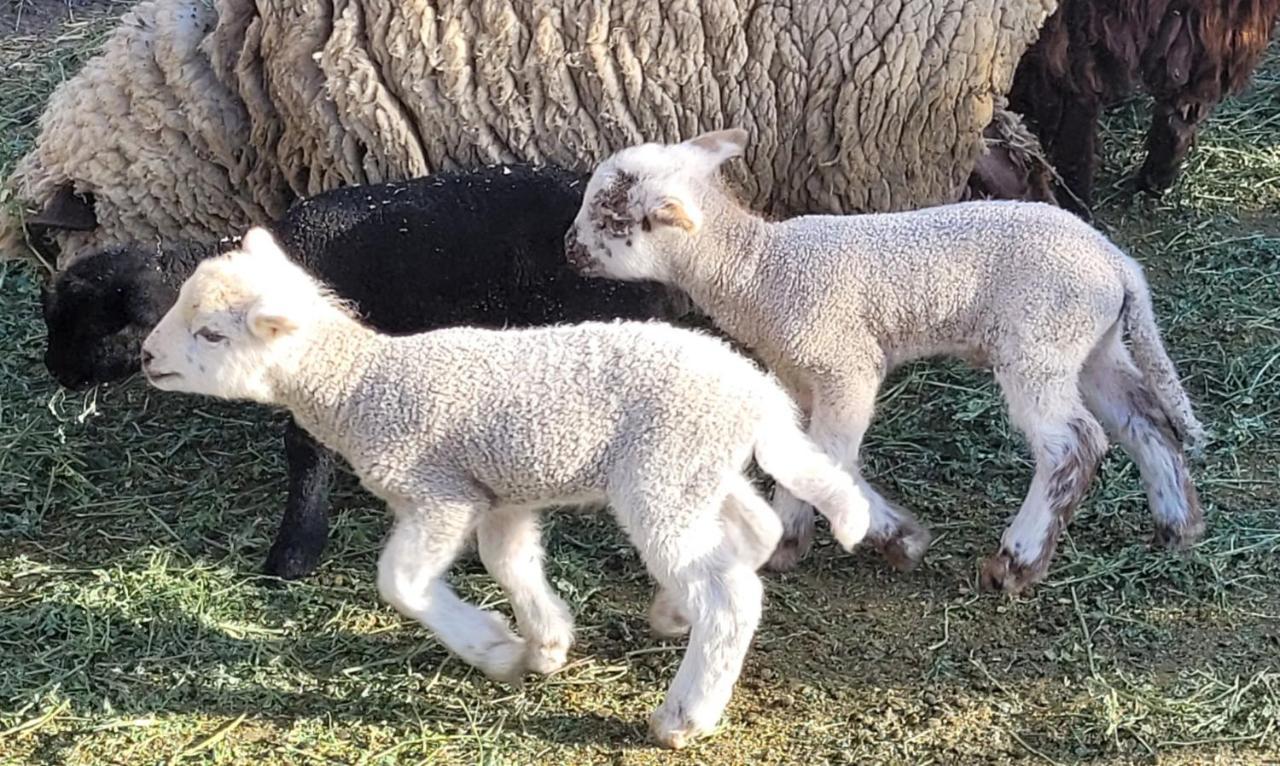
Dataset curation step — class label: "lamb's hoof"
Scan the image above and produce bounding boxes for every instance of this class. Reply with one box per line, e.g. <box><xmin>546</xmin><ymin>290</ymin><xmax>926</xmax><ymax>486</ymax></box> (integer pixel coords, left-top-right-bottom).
<box><xmin>979</xmin><ymin>550</ymin><xmax>1042</xmax><ymax>596</ymax></box>
<box><xmin>649</xmin><ymin>704</ymin><xmax>713</xmax><ymax>750</ymax></box>
<box><xmin>648</xmin><ymin>594</ymin><xmax>691</xmax><ymax>639</ymax></box>
<box><xmin>524</xmin><ymin>638</ymin><xmax>572</xmax><ymax>675</ymax></box>
<box><xmin>263</xmin><ymin>542</ymin><xmax>322</xmax><ymax>581</ymax></box>
<box><xmin>831</xmin><ymin>499</ymin><xmax>872</xmax><ymax>552</ymax></box>
<box><xmin>477</xmin><ymin>636</ymin><xmax>528</xmax><ymax>686</ymax></box>
<box><xmin>765</xmin><ymin>531</ymin><xmax>812</xmax><ymax>573</ymax></box>
<box><xmin>876</xmin><ymin>523</ymin><xmax>932</xmax><ymax>572</ymax></box>
<box><xmin>1152</xmin><ymin>518</ymin><xmax>1205</xmax><ymax>550</ymax></box>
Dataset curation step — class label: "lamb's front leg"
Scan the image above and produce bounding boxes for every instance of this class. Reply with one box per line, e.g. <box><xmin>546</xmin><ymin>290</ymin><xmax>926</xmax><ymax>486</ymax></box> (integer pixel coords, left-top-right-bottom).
<box><xmin>800</xmin><ymin>379</ymin><xmax>932</xmax><ymax>571</ymax></box>
<box><xmin>378</xmin><ymin>500</ymin><xmax>525</xmax><ymax>683</ymax></box>
<box><xmin>476</xmin><ymin>507</ymin><xmax>575</xmax><ymax>675</ymax></box>
<box><xmin>264</xmin><ymin>419</ymin><xmax>334</xmax><ymax>579</ymax></box>
<box><xmin>765</xmin><ymin>365</ymin><xmax>817</xmax><ymax>572</ymax></box>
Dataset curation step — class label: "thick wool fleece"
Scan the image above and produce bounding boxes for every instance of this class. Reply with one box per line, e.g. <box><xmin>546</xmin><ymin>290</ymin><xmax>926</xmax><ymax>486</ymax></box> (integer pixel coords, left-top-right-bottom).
<box><xmin>570</xmin><ymin>137</ymin><xmax>1205</xmax><ymax>589</ymax></box>
<box><xmin>2</xmin><ymin>0</ymin><xmax>1057</xmax><ymax>267</ymax></box>
<box><xmin>664</xmin><ymin>196</ymin><xmax>1203</xmax><ymax>447</ymax></box>
<box><xmin>280</xmin><ymin>320</ymin><xmax>793</xmax><ymax>512</ymax></box>
<box><xmin>143</xmin><ymin>237</ymin><xmax>876</xmax><ymax>742</ymax></box>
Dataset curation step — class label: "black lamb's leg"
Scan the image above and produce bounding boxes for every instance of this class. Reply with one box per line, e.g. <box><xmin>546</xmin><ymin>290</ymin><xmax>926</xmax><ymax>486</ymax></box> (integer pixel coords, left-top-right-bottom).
<box><xmin>264</xmin><ymin>418</ymin><xmax>335</xmax><ymax>579</ymax></box>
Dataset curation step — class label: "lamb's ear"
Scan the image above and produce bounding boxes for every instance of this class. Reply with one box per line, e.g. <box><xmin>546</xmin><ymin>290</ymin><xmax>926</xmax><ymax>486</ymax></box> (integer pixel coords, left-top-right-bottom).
<box><xmin>646</xmin><ymin>197</ymin><xmax>699</xmax><ymax>234</ymax></box>
<box><xmin>240</xmin><ymin>226</ymin><xmax>287</xmax><ymax>262</ymax></box>
<box><xmin>246</xmin><ymin>297</ymin><xmax>300</xmax><ymax>340</ymax></box>
<box><xmin>682</xmin><ymin>128</ymin><xmax>748</xmax><ymax>169</ymax></box>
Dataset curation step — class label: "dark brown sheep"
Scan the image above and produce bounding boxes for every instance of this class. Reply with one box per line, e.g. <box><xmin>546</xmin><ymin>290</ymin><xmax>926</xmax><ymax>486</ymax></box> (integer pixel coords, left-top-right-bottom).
<box><xmin>1009</xmin><ymin>0</ymin><xmax>1280</xmax><ymax>214</ymax></box>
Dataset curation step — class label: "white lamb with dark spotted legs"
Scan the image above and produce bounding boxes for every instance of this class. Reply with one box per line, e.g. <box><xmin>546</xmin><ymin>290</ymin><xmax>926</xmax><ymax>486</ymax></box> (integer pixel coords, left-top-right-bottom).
<box><xmin>565</xmin><ymin>129</ymin><xmax>1206</xmax><ymax>596</ymax></box>
<box><xmin>139</xmin><ymin>228</ymin><xmax>870</xmax><ymax>748</ymax></box>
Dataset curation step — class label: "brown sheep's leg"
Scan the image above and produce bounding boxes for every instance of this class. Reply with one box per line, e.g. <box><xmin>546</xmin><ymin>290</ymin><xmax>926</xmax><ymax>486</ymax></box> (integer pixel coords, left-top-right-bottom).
<box><xmin>1047</xmin><ymin>102</ymin><xmax>1101</xmax><ymax>217</ymax></box>
<box><xmin>982</xmin><ymin>377</ymin><xmax>1107</xmax><ymax>596</ymax></box>
<box><xmin>1080</xmin><ymin>331</ymin><xmax>1204</xmax><ymax>547</ymax></box>
<box><xmin>1137</xmin><ymin>99</ymin><xmax>1205</xmax><ymax>194</ymax></box>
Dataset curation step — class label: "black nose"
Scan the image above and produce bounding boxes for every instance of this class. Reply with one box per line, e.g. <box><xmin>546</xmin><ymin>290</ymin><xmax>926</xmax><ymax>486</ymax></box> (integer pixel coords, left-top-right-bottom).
<box><xmin>141</xmin><ymin>349</ymin><xmax>154</xmax><ymax>366</ymax></box>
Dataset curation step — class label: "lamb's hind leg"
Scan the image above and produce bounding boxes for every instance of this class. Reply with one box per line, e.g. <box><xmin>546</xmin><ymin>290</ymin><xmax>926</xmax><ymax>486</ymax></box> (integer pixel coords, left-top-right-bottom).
<box><xmin>377</xmin><ymin>496</ymin><xmax>525</xmax><ymax>684</ymax></box>
<box><xmin>647</xmin><ymin>558</ymin><xmax>762</xmax><ymax>747</ymax></box>
<box><xmin>656</xmin><ymin>477</ymin><xmax>783</xmax><ymax>638</ymax></box>
<box><xmin>625</xmin><ymin>484</ymin><xmax>765</xmax><ymax>748</ymax></box>
<box><xmin>1081</xmin><ymin>331</ymin><xmax>1203</xmax><ymax>547</ymax></box>
<box><xmin>476</xmin><ymin>506</ymin><xmax>575</xmax><ymax>674</ymax></box>
<box><xmin>982</xmin><ymin>377</ymin><xmax>1108</xmax><ymax>595</ymax></box>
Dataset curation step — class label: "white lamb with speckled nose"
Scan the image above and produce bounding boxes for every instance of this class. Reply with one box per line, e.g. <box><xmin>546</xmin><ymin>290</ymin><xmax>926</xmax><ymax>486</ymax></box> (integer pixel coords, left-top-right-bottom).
<box><xmin>565</xmin><ymin>128</ymin><xmax>1205</xmax><ymax>596</ymax></box>
<box><xmin>139</xmin><ymin>227</ymin><xmax>871</xmax><ymax>749</ymax></box>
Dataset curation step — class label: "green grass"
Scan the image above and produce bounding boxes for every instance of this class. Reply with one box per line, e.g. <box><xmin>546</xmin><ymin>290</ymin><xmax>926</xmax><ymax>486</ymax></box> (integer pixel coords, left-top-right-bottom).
<box><xmin>1</xmin><ymin>9</ymin><xmax>1278</xmax><ymax>763</ymax></box>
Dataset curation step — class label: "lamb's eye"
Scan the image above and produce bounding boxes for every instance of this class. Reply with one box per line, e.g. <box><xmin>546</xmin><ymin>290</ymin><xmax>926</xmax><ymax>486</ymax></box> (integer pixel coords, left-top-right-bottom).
<box><xmin>640</xmin><ymin>217</ymin><xmax>652</xmax><ymax>232</ymax></box>
<box><xmin>599</xmin><ymin>212</ymin><xmax>632</xmax><ymax>238</ymax></box>
<box><xmin>195</xmin><ymin>327</ymin><xmax>226</xmax><ymax>343</ymax></box>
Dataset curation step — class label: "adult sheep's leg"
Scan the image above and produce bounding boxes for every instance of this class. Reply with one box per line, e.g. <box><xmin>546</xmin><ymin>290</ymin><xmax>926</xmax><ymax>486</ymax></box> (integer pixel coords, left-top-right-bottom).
<box><xmin>803</xmin><ymin>383</ymin><xmax>932</xmax><ymax>571</ymax></box>
<box><xmin>264</xmin><ymin>419</ymin><xmax>335</xmax><ymax>580</ymax></box>
<box><xmin>378</xmin><ymin>497</ymin><xmax>525</xmax><ymax>684</ymax></box>
<box><xmin>1081</xmin><ymin>332</ymin><xmax>1203</xmax><ymax>547</ymax></box>
<box><xmin>476</xmin><ymin>507</ymin><xmax>575</xmax><ymax>675</ymax></box>
<box><xmin>1030</xmin><ymin>96</ymin><xmax>1101</xmax><ymax>217</ymax></box>
<box><xmin>981</xmin><ymin>377</ymin><xmax>1108</xmax><ymax>595</ymax></box>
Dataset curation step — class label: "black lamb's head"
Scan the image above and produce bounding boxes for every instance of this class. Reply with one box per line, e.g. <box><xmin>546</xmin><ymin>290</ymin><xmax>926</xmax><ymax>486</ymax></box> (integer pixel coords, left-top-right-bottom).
<box><xmin>41</xmin><ymin>244</ymin><xmax>182</xmax><ymax>389</ymax></box>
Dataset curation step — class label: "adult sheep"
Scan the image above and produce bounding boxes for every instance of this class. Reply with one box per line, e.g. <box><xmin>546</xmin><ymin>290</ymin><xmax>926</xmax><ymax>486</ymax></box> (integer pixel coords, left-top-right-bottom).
<box><xmin>1</xmin><ymin>0</ymin><xmax>1058</xmax><ymax>269</ymax></box>
<box><xmin>1008</xmin><ymin>0</ymin><xmax>1280</xmax><ymax>214</ymax></box>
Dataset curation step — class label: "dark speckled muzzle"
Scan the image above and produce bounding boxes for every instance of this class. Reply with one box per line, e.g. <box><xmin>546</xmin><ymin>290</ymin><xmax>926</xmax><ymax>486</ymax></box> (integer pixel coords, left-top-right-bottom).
<box><xmin>563</xmin><ymin>225</ymin><xmax>599</xmax><ymax>276</ymax></box>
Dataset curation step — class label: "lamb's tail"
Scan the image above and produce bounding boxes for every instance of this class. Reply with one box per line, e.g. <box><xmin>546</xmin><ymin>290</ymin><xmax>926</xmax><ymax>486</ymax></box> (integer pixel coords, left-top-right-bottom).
<box><xmin>1119</xmin><ymin>263</ymin><xmax>1207</xmax><ymax>451</ymax></box>
<box><xmin>751</xmin><ymin>401</ymin><xmax>871</xmax><ymax>551</ymax></box>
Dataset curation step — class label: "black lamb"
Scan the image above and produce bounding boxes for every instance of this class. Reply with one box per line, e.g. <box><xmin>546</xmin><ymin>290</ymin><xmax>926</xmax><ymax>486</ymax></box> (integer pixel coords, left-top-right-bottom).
<box><xmin>40</xmin><ymin>164</ymin><xmax>688</xmax><ymax>579</ymax></box>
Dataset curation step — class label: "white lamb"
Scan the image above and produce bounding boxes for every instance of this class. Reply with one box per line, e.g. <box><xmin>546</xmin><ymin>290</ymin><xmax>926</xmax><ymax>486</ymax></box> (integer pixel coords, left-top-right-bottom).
<box><xmin>565</xmin><ymin>129</ymin><xmax>1206</xmax><ymax>595</ymax></box>
<box><xmin>138</xmin><ymin>228</ymin><xmax>870</xmax><ymax>748</ymax></box>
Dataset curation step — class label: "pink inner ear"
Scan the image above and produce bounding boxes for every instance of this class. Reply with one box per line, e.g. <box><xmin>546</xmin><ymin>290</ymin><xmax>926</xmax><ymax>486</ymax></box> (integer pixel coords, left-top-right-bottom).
<box><xmin>652</xmin><ymin>200</ymin><xmax>695</xmax><ymax>232</ymax></box>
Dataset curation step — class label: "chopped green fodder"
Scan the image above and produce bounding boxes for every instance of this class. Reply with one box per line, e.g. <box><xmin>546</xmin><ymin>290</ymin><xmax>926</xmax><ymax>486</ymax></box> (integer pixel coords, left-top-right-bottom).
<box><xmin>1</xmin><ymin>13</ymin><xmax>1277</xmax><ymax>765</ymax></box>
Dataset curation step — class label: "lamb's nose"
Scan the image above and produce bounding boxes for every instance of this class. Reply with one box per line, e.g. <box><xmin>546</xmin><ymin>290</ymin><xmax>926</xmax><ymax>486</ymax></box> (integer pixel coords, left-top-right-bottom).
<box><xmin>564</xmin><ymin>228</ymin><xmax>592</xmax><ymax>272</ymax></box>
<box><xmin>140</xmin><ymin>349</ymin><xmax>154</xmax><ymax>366</ymax></box>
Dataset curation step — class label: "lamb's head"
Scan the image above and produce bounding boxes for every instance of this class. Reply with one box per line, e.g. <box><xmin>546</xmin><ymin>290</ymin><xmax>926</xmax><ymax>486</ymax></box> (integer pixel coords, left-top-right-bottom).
<box><xmin>41</xmin><ymin>244</ymin><xmax>175</xmax><ymax>389</ymax></box>
<box><xmin>565</xmin><ymin>128</ymin><xmax>748</xmax><ymax>283</ymax></box>
<box><xmin>141</xmin><ymin>227</ymin><xmax>326</xmax><ymax>404</ymax></box>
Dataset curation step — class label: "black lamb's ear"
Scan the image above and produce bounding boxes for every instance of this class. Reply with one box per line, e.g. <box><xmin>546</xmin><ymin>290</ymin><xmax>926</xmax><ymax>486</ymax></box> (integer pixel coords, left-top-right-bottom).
<box><xmin>27</xmin><ymin>185</ymin><xmax>99</xmax><ymax>231</ymax></box>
